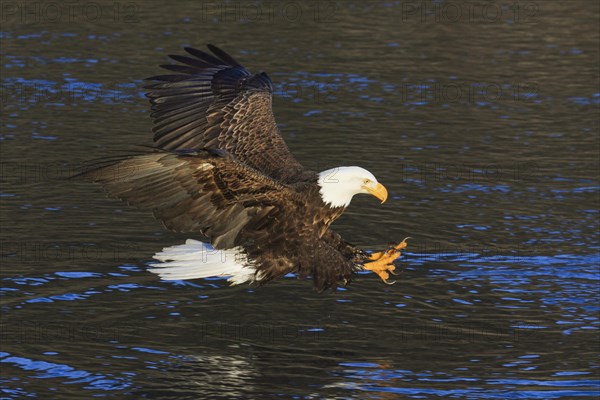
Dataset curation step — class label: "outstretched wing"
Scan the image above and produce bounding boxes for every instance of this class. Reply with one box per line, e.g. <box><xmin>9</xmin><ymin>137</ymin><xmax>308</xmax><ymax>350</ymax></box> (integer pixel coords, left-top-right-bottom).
<box><xmin>81</xmin><ymin>150</ymin><xmax>294</xmax><ymax>249</ymax></box>
<box><xmin>145</xmin><ymin>44</ymin><xmax>305</xmax><ymax>183</ymax></box>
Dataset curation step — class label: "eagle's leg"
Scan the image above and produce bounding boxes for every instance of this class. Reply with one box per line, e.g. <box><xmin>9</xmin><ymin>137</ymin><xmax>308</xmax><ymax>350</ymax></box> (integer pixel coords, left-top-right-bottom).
<box><xmin>363</xmin><ymin>238</ymin><xmax>410</xmax><ymax>284</ymax></box>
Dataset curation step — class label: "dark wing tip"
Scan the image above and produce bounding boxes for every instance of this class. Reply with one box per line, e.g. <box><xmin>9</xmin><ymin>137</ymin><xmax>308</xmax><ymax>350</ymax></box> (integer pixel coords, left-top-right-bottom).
<box><xmin>206</xmin><ymin>44</ymin><xmax>242</xmax><ymax>67</ymax></box>
<box><xmin>147</xmin><ymin>45</ymin><xmax>245</xmax><ymax>82</ymax></box>
<box><xmin>167</xmin><ymin>54</ymin><xmax>214</xmax><ymax>69</ymax></box>
<box><xmin>183</xmin><ymin>46</ymin><xmax>227</xmax><ymax>66</ymax></box>
<box><xmin>143</xmin><ymin>74</ymin><xmax>189</xmax><ymax>83</ymax></box>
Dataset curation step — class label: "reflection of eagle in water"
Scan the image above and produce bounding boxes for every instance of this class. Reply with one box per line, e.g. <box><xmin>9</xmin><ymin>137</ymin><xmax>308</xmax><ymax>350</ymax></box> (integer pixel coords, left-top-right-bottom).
<box><xmin>82</xmin><ymin>44</ymin><xmax>408</xmax><ymax>291</ymax></box>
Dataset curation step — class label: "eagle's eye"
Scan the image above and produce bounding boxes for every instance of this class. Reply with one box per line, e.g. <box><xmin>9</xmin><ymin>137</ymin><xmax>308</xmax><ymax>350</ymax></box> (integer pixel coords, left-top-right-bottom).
<box><xmin>363</xmin><ymin>179</ymin><xmax>371</xmax><ymax>185</ymax></box>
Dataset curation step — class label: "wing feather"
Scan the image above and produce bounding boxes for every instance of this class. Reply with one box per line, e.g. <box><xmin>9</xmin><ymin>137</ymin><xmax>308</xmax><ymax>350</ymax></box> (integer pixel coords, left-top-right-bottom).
<box><xmin>145</xmin><ymin>45</ymin><xmax>306</xmax><ymax>183</ymax></box>
<box><xmin>81</xmin><ymin>150</ymin><xmax>295</xmax><ymax>249</ymax></box>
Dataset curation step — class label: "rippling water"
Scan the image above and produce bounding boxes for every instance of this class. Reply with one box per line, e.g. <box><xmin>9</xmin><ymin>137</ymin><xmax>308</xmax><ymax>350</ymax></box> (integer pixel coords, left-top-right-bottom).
<box><xmin>1</xmin><ymin>1</ymin><xmax>599</xmax><ymax>398</ymax></box>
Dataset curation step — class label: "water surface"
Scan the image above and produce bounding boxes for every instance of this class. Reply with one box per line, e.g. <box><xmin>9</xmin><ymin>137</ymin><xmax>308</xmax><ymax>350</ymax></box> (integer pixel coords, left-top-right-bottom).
<box><xmin>1</xmin><ymin>1</ymin><xmax>599</xmax><ymax>398</ymax></box>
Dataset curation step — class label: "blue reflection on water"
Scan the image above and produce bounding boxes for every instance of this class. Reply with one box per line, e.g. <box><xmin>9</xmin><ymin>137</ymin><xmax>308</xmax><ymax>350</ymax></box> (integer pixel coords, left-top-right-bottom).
<box><xmin>332</xmin><ymin>363</ymin><xmax>600</xmax><ymax>398</ymax></box>
<box><xmin>0</xmin><ymin>353</ymin><xmax>132</xmax><ymax>391</ymax></box>
<box><xmin>1</xmin><ymin>250</ymin><xmax>598</xmax><ymax>397</ymax></box>
<box><xmin>1</xmin><ymin>77</ymin><xmax>144</xmax><ymax>108</ymax></box>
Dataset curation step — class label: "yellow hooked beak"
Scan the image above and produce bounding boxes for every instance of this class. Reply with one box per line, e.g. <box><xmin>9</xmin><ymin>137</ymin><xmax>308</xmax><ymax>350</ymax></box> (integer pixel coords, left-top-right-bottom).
<box><xmin>364</xmin><ymin>182</ymin><xmax>388</xmax><ymax>204</ymax></box>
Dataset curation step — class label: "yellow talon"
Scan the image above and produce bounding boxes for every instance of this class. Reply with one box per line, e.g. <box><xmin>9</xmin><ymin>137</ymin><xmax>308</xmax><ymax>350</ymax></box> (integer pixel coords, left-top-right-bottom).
<box><xmin>368</xmin><ymin>250</ymin><xmax>386</xmax><ymax>261</ymax></box>
<box><xmin>363</xmin><ymin>237</ymin><xmax>410</xmax><ymax>284</ymax></box>
<box><xmin>394</xmin><ymin>237</ymin><xmax>410</xmax><ymax>251</ymax></box>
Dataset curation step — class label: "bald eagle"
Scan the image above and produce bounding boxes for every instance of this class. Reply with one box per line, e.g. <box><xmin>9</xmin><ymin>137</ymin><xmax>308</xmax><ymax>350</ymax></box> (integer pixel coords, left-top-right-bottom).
<box><xmin>82</xmin><ymin>44</ymin><xmax>408</xmax><ymax>291</ymax></box>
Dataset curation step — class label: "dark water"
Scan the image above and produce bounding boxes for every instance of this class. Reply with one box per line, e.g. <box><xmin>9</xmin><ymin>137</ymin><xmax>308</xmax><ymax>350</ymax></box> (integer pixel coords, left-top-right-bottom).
<box><xmin>1</xmin><ymin>1</ymin><xmax>599</xmax><ymax>398</ymax></box>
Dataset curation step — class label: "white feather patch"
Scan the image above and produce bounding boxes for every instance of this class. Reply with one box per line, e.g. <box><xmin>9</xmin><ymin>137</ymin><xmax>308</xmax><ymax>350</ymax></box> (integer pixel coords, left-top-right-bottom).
<box><xmin>148</xmin><ymin>239</ymin><xmax>255</xmax><ymax>285</ymax></box>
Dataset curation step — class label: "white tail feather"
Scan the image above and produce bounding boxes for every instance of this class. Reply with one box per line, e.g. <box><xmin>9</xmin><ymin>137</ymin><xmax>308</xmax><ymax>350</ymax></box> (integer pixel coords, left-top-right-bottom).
<box><xmin>148</xmin><ymin>239</ymin><xmax>255</xmax><ymax>285</ymax></box>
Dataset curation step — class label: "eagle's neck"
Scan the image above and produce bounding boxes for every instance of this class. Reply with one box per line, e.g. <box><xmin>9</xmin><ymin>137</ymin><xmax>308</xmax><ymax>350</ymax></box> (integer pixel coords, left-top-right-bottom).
<box><xmin>318</xmin><ymin>187</ymin><xmax>354</xmax><ymax>208</ymax></box>
<box><xmin>317</xmin><ymin>168</ymin><xmax>356</xmax><ymax>208</ymax></box>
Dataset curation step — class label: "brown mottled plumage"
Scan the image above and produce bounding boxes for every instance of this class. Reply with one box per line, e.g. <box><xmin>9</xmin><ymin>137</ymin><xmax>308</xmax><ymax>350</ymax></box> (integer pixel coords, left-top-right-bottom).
<box><xmin>145</xmin><ymin>44</ymin><xmax>308</xmax><ymax>183</ymax></box>
<box><xmin>80</xmin><ymin>45</ymin><xmax>396</xmax><ymax>291</ymax></box>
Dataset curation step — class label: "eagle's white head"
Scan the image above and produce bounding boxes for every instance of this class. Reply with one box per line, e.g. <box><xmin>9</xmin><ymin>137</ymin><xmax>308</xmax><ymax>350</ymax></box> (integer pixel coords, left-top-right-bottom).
<box><xmin>317</xmin><ymin>166</ymin><xmax>388</xmax><ymax>208</ymax></box>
